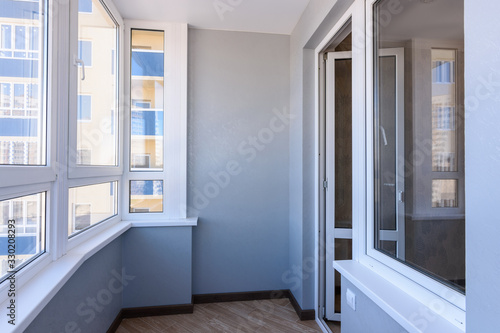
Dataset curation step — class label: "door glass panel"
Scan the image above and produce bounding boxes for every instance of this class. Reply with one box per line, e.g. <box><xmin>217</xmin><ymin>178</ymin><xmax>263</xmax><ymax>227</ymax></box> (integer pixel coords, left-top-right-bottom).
<box><xmin>334</xmin><ymin>59</ymin><xmax>352</xmax><ymax>229</ymax></box>
<box><xmin>76</xmin><ymin>0</ymin><xmax>118</xmax><ymax>166</ymax></box>
<box><xmin>334</xmin><ymin>238</ymin><xmax>352</xmax><ymax>314</ymax></box>
<box><xmin>376</xmin><ymin>55</ymin><xmax>397</xmax><ymax>231</ymax></box>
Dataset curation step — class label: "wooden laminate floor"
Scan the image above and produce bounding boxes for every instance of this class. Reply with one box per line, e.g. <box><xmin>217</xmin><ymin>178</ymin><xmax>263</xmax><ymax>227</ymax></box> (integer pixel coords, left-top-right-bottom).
<box><xmin>116</xmin><ymin>299</ymin><xmax>324</xmax><ymax>333</ymax></box>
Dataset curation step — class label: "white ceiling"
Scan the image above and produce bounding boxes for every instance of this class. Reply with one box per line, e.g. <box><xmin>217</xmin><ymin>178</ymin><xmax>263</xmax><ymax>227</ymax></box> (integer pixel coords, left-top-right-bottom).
<box><xmin>113</xmin><ymin>0</ymin><xmax>311</xmax><ymax>35</ymax></box>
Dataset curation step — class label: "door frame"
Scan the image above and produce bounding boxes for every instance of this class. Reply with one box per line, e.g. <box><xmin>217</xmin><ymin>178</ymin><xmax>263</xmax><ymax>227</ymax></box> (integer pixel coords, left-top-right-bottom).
<box><xmin>314</xmin><ymin>3</ymin><xmax>357</xmax><ymax>331</ymax></box>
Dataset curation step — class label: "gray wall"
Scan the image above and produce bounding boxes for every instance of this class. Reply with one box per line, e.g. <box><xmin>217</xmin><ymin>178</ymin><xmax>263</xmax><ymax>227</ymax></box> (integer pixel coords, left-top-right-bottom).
<box><xmin>25</xmin><ymin>239</ymin><xmax>123</xmax><ymax>333</ymax></box>
<box><xmin>122</xmin><ymin>227</ymin><xmax>192</xmax><ymax>308</ymax></box>
<box><xmin>464</xmin><ymin>0</ymin><xmax>500</xmax><ymax>330</ymax></box>
<box><xmin>341</xmin><ymin>277</ymin><xmax>407</xmax><ymax>333</ymax></box>
<box><xmin>188</xmin><ymin>29</ymin><xmax>291</xmax><ymax>294</ymax></box>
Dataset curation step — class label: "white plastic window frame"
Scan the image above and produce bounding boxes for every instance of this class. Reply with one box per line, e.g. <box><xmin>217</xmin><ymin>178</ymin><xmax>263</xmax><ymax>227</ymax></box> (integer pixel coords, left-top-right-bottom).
<box><xmin>122</xmin><ymin>21</ymin><xmax>188</xmax><ymax>221</ymax></box>
<box><xmin>67</xmin><ymin>0</ymin><xmax>124</xmax><ymax>179</ymax></box>
<box><xmin>0</xmin><ymin>0</ymin><xmax>54</xmax><ymax>300</ymax></box>
<box><xmin>65</xmin><ymin>0</ymin><xmax>124</xmax><ymax>245</ymax></box>
<box><xmin>359</xmin><ymin>0</ymin><xmax>466</xmax><ymax>329</ymax></box>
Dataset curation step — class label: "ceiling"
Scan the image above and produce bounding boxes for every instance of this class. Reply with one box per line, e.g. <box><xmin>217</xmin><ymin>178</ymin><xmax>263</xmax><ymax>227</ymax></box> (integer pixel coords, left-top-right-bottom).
<box><xmin>113</xmin><ymin>0</ymin><xmax>311</xmax><ymax>35</ymax></box>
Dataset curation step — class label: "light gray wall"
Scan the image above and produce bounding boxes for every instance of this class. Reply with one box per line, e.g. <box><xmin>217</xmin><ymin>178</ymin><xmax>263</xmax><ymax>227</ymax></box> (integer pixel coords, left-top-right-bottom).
<box><xmin>188</xmin><ymin>29</ymin><xmax>291</xmax><ymax>294</ymax></box>
<box><xmin>464</xmin><ymin>0</ymin><xmax>500</xmax><ymax>331</ymax></box>
<box><xmin>121</xmin><ymin>227</ymin><xmax>192</xmax><ymax>308</ymax></box>
<box><xmin>25</xmin><ymin>239</ymin><xmax>122</xmax><ymax>333</ymax></box>
<box><xmin>341</xmin><ymin>277</ymin><xmax>407</xmax><ymax>333</ymax></box>
<box><xmin>288</xmin><ymin>0</ymin><xmax>355</xmax><ymax>310</ymax></box>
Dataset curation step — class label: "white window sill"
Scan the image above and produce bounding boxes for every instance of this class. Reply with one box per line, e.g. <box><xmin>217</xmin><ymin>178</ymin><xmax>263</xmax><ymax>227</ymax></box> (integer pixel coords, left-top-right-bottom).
<box><xmin>0</xmin><ymin>217</ymin><xmax>198</xmax><ymax>333</ymax></box>
<box><xmin>128</xmin><ymin>217</ymin><xmax>198</xmax><ymax>227</ymax></box>
<box><xmin>333</xmin><ymin>260</ymin><xmax>464</xmax><ymax>333</ymax></box>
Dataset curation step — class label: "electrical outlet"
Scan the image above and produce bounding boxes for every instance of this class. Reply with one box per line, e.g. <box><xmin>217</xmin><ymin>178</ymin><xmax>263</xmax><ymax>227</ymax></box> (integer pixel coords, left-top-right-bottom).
<box><xmin>346</xmin><ymin>288</ymin><xmax>356</xmax><ymax>310</ymax></box>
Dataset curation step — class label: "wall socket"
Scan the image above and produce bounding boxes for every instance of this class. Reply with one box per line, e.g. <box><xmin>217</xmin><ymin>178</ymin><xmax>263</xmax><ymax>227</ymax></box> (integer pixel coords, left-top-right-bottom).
<box><xmin>346</xmin><ymin>288</ymin><xmax>356</xmax><ymax>310</ymax></box>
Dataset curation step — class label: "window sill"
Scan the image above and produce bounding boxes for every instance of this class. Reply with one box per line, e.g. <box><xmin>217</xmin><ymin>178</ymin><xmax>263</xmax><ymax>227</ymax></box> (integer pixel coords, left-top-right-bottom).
<box><xmin>129</xmin><ymin>217</ymin><xmax>198</xmax><ymax>227</ymax></box>
<box><xmin>0</xmin><ymin>217</ymin><xmax>197</xmax><ymax>332</ymax></box>
<box><xmin>333</xmin><ymin>260</ymin><xmax>464</xmax><ymax>333</ymax></box>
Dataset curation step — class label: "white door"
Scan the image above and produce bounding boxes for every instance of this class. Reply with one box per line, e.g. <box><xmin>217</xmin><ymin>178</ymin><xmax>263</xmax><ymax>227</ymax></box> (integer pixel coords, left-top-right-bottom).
<box><xmin>325</xmin><ymin>51</ymin><xmax>353</xmax><ymax>321</ymax></box>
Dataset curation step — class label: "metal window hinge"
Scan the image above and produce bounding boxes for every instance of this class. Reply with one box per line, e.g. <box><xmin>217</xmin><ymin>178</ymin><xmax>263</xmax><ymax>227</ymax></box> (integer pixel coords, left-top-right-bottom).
<box><xmin>321</xmin><ymin>306</ymin><xmax>325</xmax><ymax>318</ymax></box>
<box><xmin>324</xmin><ymin>53</ymin><xmax>328</xmax><ymax>61</ymax></box>
<box><xmin>323</xmin><ymin>179</ymin><xmax>328</xmax><ymax>190</ymax></box>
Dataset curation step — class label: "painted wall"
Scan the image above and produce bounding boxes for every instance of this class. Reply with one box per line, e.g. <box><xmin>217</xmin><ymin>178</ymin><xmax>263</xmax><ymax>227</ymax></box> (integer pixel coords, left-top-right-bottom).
<box><xmin>121</xmin><ymin>227</ymin><xmax>192</xmax><ymax>308</ymax></box>
<box><xmin>464</xmin><ymin>0</ymin><xmax>500</xmax><ymax>331</ymax></box>
<box><xmin>341</xmin><ymin>277</ymin><xmax>406</xmax><ymax>333</ymax></box>
<box><xmin>187</xmin><ymin>29</ymin><xmax>291</xmax><ymax>295</ymax></box>
<box><xmin>288</xmin><ymin>0</ymin><xmax>355</xmax><ymax>310</ymax></box>
<box><xmin>25</xmin><ymin>239</ymin><xmax>123</xmax><ymax>333</ymax></box>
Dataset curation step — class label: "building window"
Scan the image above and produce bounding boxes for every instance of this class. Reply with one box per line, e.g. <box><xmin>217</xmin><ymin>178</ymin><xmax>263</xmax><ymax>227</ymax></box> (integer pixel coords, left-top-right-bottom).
<box><xmin>371</xmin><ymin>0</ymin><xmax>465</xmax><ymax>294</ymax></box>
<box><xmin>78</xmin><ymin>0</ymin><xmax>93</xmax><ymax>13</ymax></box>
<box><xmin>77</xmin><ymin>94</ymin><xmax>91</xmax><ymax>121</ymax></box>
<box><xmin>77</xmin><ymin>40</ymin><xmax>92</xmax><ymax>67</ymax></box>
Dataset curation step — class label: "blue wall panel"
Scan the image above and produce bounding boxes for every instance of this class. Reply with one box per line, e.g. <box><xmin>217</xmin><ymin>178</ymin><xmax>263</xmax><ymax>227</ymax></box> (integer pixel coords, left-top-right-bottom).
<box><xmin>122</xmin><ymin>227</ymin><xmax>193</xmax><ymax>307</ymax></box>
<box><xmin>24</xmin><ymin>239</ymin><xmax>123</xmax><ymax>333</ymax></box>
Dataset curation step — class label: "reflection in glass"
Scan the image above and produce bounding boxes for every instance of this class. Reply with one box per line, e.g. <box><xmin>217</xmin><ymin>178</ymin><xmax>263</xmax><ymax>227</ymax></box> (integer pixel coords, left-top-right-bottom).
<box><xmin>130</xmin><ymin>180</ymin><xmax>163</xmax><ymax>213</ymax></box>
<box><xmin>130</xmin><ymin>30</ymin><xmax>164</xmax><ymax>171</ymax></box>
<box><xmin>68</xmin><ymin>182</ymin><xmax>118</xmax><ymax>236</ymax></box>
<box><xmin>373</xmin><ymin>0</ymin><xmax>465</xmax><ymax>292</ymax></box>
<box><xmin>432</xmin><ymin>49</ymin><xmax>457</xmax><ymax>172</ymax></box>
<box><xmin>432</xmin><ymin>179</ymin><xmax>458</xmax><ymax>208</ymax></box>
<box><xmin>76</xmin><ymin>0</ymin><xmax>118</xmax><ymax>166</ymax></box>
<box><xmin>0</xmin><ymin>193</ymin><xmax>45</xmax><ymax>282</ymax></box>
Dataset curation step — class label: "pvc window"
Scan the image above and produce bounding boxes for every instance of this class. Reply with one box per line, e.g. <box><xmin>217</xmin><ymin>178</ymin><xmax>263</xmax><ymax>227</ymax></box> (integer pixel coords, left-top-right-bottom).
<box><xmin>365</xmin><ymin>0</ymin><xmax>466</xmax><ymax>317</ymax></box>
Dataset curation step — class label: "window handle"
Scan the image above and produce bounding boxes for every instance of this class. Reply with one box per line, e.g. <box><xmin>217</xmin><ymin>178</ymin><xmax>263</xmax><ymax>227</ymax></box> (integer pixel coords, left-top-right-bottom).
<box><xmin>74</xmin><ymin>56</ymin><xmax>86</xmax><ymax>80</ymax></box>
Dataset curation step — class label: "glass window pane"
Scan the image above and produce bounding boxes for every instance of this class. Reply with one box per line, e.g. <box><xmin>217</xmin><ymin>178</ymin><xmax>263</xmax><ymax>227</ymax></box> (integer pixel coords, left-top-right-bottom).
<box><xmin>130</xmin><ymin>180</ymin><xmax>163</xmax><ymax>213</ymax></box>
<box><xmin>1</xmin><ymin>25</ymin><xmax>12</xmax><ymax>49</ymax></box>
<box><xmin>0</xmin><ymin>1</ymin><xmax>46</xmax><ymax>166</ymax></box>
<box><xmin>432</xmin><ymin>49</ymin><xmax>457</xmax><ymax>172</ymax></box>
<box><xmin>130</xmin><ymin>29</ymin><xmax>164</xmax><ymax>171</ymax></box>
<box><xmin>68</xmin><ymin>182</ymin><xmax>118</xmax><ymax>236</ymax></box>
<box><xmin>15</xmin><ymin>26</ymin><xmax>25</xmax><ymax>50</ymax></box>
<box><xmin>76</xmin><ymin>0</ymin><xmax>118</xmax><ymax>166</ymax></box>
<box><xmin>0</xmin><ymin>193</ymin><xmax>46</xmax><ymax>283</ymax></box>
<box><xmin>432</xmin><ymin>179</ymin><xmax>458</xmax><ymax>208</ymax></box>
<box><xmin>373</xmin><ymin>0</ymin><xmax>465</xmax><ymax>292</ymax></box>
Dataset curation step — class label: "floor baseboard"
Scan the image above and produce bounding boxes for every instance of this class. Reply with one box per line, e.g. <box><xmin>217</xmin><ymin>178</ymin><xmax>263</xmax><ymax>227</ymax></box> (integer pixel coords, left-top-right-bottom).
<box><xmin>192</xmin><ymin>289</ymin><xmax>289</xmax><ymax>304</ymax></box>
<box><xmin>108</xmin><ymin>289</ymin><xmax>316</xmax><ymax>332</ymax></box>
